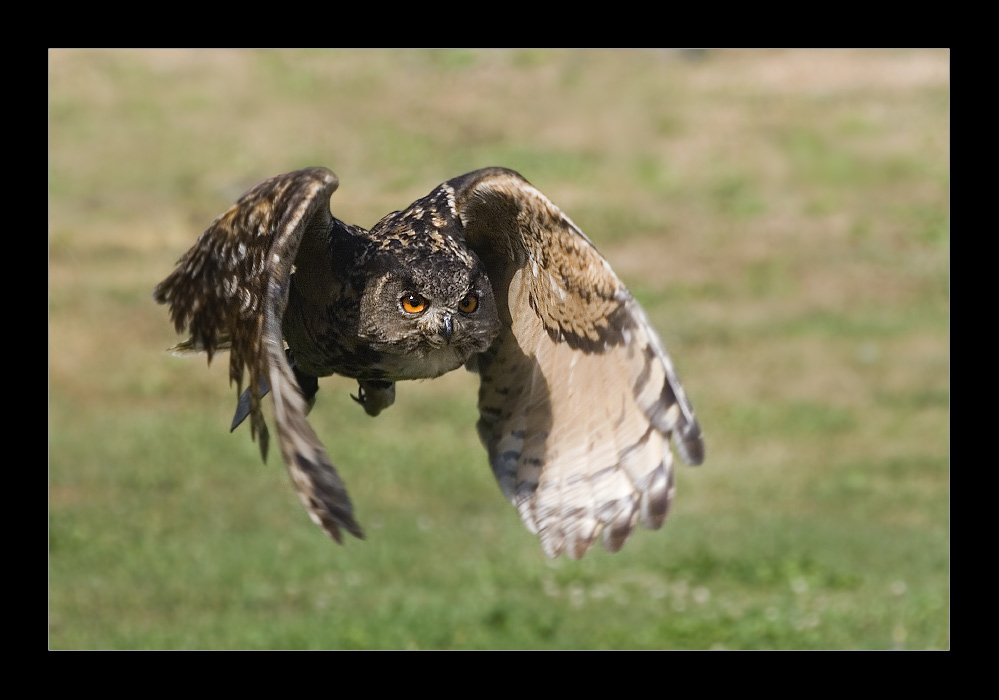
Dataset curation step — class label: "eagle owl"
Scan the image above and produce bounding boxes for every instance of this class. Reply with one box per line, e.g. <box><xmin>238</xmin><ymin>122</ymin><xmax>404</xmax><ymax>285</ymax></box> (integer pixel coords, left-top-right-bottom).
<box><xmin>154</xmin><ymin>167</ymin><xmax>704</xmax><ymax>559</ymax></box>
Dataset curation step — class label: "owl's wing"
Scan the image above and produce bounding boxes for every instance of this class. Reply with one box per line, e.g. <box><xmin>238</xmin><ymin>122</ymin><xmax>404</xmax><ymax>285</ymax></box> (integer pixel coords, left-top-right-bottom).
<box><xmin>154</xmin><ymin>167</ymin><xmax>364</xmax><ymax>543</ymax></box>
<box><xmin>449</xmin><ymin>167</ymin><xmax>704</xmax><ymax>559</ymax></box>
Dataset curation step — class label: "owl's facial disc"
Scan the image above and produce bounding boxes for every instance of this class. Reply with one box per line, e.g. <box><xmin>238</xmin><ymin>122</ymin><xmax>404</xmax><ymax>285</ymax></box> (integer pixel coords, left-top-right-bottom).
<box><xmin>397</xmin><ymin>288</ymin><xmax>482</xmax><ymax>343</ymax></box>
<box><xmin>356</xmin><ymin>264</ymin><xmax>498</xmax><ymax>376</ymax></box>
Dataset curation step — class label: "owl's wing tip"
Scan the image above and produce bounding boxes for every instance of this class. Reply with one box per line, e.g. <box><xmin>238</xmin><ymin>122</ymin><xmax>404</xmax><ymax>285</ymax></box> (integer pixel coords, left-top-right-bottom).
<box><xmin>678</xmin><ymin>421</ymin><xmax>705</xmax><ymax>466</ymax></box>
<box><xmin>317</xmin><ymin>512</ymin><xmax>365</xmax><ymax>545</ymax></box>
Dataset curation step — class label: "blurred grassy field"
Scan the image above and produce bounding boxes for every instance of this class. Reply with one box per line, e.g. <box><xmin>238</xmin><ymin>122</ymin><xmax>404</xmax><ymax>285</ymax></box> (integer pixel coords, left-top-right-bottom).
<box><xmin>48</xmin><ymin>49</ymin><xmax>949</xmax><ymax>649</ymax></box>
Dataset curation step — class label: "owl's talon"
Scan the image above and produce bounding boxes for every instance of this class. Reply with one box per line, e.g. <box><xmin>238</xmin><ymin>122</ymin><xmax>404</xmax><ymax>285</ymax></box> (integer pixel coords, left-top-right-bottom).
<box><xmin>231</xmin><ymin>349</ymin><xmax>319</xmax><ymax>430</ymax></box>
<box><xmin>352</xmin><ymin>379</ymin><xmax>396</xmax><ymax>417</ymax></box>
<box><xmin>231</xmin><ymin>377</ymin><xmax>270</xmax><ymax>432</ymax></box>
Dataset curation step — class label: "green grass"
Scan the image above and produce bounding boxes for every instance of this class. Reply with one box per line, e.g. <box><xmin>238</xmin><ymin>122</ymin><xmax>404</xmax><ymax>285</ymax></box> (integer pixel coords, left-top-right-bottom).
<box><xmin>49</xmin><ymin>49</ymin><xmax>949</xmax><ymax>649</ymax></box>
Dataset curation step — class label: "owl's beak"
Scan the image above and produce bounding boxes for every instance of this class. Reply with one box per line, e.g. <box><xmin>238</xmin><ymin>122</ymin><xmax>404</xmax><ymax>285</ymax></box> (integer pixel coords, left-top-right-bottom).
<box><xmin>438</xmin><ymin>312</ymin><xmax>454</xmax><ymax>342</ymax></box>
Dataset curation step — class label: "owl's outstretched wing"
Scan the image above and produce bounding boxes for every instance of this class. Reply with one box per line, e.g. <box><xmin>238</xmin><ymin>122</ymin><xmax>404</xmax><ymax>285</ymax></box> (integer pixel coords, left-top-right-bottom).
<box><xmin>153</xmin><ymin>167</ymin><xmax>364</xmax><ymax>543</ymax></box>
<box><xmin>449</xmin><ymin>167</ymin><xmax>704</xmax><ymax>559</ymax></box>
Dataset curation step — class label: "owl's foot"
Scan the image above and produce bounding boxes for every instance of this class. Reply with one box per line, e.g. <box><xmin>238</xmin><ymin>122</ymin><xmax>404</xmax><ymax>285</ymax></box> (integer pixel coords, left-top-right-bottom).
<box><xmin>352</xmin><ymin>379</ymin><xmax>396</xmax><ymax>417</ymax></box>
<box><xmin>231</xmin><ymin>376</ymin><xmax>269</xmax><ymax>432</ymax></box>
<box><xmin>231</xmin><ymin>351</ymin><xmax>319</xmax><ymax>431</ymax></box>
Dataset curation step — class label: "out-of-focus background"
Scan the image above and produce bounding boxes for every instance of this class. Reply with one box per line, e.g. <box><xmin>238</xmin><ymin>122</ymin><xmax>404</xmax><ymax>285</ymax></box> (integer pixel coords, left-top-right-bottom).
<box><xmin>49</xmin><ymin>49</ymin><xmax>949</xmax><ymax>649</ymax></box>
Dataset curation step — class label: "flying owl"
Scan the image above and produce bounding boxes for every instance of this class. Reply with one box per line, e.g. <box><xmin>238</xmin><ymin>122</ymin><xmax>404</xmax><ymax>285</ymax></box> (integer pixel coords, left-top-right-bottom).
<box><xmin>154</xmin><ymin>167</ymin><xmax>704</xmax><ymax>559</ymax></box>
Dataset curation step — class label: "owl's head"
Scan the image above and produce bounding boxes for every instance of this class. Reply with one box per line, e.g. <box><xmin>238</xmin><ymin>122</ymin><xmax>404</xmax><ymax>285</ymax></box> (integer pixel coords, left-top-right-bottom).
<box><xmin>357</xmin><ymin>246</ymin><xmax>500</xmax><ymax>380</ymax></box>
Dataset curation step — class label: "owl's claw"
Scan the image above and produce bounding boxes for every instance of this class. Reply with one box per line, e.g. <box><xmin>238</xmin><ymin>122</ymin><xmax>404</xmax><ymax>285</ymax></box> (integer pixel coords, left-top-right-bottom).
<box><xmin>231</xmin><ymin>376</ymin><xmax>270</xmax><ymax>432</ymax></box>
<box><xmin>231</xmin><ymin>350</ymin><xmax>319</xmax><ymax>431</ymax></box>
<box><xmin>351</xmin><ymin>379</ymin><xmax>396</xmax><ymax>417</ymax></box>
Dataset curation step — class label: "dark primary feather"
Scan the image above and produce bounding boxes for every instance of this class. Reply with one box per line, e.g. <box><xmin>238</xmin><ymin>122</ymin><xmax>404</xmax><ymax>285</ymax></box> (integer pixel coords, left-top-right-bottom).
<box><xmin>155</xmin><ymin>166</ymin><xmax>704</xmax><ymax>558</ymax></box>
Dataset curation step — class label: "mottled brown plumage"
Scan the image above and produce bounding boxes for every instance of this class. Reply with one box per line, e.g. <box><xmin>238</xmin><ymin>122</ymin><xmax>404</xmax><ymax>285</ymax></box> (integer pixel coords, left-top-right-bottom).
<box><xmin>154</xmin><ymin>167</ymin><xmax>704</xmax><ymax>558</ymax></box>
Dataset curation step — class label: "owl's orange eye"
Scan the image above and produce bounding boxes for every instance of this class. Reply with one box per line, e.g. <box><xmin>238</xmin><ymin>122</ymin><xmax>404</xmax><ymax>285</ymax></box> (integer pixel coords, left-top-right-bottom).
<box><xmin>401</xmin><ymin>293</ymin><xmax>427</xmax><ymax>314</ymax></box>
<box><xmin>458</xmin><ymin>293</ymin><xmax>479</xmax><ymax>314</ymax></box>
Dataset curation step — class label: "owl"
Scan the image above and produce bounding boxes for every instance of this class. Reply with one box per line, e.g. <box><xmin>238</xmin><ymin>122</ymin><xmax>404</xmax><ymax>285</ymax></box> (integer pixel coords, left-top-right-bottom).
<box><xmin>154</xmin><ymin>167</ymin><xmax>704</xmax><ymax>559</ymax></box>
